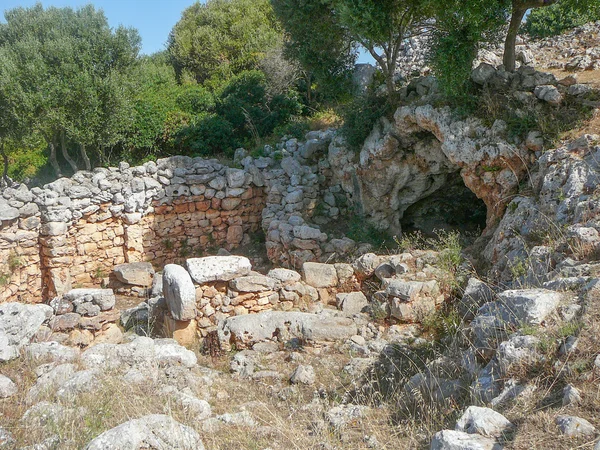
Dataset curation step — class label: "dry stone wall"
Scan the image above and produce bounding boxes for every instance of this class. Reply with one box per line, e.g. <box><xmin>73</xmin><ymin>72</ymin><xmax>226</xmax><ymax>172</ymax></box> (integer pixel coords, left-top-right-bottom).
<box><xmin>1</xmin><ymin>157</ymin><xmax>265</xmax><ymax>304</ymax></box>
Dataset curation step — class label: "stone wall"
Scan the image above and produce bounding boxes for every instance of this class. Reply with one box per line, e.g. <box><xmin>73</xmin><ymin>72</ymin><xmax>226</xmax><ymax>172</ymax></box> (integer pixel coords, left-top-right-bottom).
<box><xmin>1</xmin><ymin>157</ymin><xmax>265</xmax><ymax>304</ymax></box>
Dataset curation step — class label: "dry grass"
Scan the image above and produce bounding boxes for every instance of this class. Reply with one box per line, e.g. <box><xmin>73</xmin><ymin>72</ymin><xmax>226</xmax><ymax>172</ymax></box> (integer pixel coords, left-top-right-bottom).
<box><xmin>498</xmin><ymin>285</ymin><xmax>600</xmax><ymax>449</ymax></box>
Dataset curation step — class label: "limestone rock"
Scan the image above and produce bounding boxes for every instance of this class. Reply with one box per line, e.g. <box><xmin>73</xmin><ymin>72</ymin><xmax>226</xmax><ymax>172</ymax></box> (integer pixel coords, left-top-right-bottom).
<box><xmin>0</xmin><ymin>302</ymin><xmax>53</xmax><ymax>362</ymax></box>
<box><xmin>185</xmin><ymin>256</ymin><xmax>252</xmax><ymax>284</ymax></box>
<box><xmin>459</xmin><ymin>278</ymin><xmax>494</xmax><ymax>320</ymax></box>
<box><xmin>431</xmin><ymin>430</ymin><xmax>502</xmax><ymax>450</ymax></box>
<box><xmin>229</xmin><ymin>275</ymin><xmax>278</xmax><ymax>293</ymax></box>
<box><xmin>267</xmin><ymin>268</ymin><xmax>301</xmax><ymax>284</ymax></box>
<box><xmin>556</xmin><ymin>415</ymin><xmax>596</xmax><ymax>438</ymax></box>
<box><xmin>455</xmin><ymin>406</ymin><xmax>513</xmax><ymax>438</ymax></box>
<box><xmin>64</xmin><ymin>288</ymin><xmax>116</xmax><ymax>311</ymax></box>
<box><xmin>478</xmin><ymin>289</ymin><xmax>561</xmax><ymax>326</ymax></box>
<box><xmin>163</xmin><ymin>264</ymin><xmax>197</xmax><ymax>321</ymax></box>
<box><xmin>114</xmin><ymin>262</ymin><xmax>155</xmax><ymax>287</ymax></box>
<box><xmin>336</xmin><ymin>292</ymin><xmax>368</xmax><ymax>315</ymax></box>
<box><xmin>84</xmin><ymin>414</ymin><xmax>205</xmax><ymax>450</ymax></box>
<box><xmin>303</xmin><ymin>262</ymin><xmax>338</xmax><ymax>288</ymax></box>
<box><xmin>26</xmin><ymin>342</ymin><xmax>80</xmax><ymax>363</ymax></box>
<box><xmin>290</xmin><ymin>364</ymin><xmax>315</xmax><ymax>385</ymax></box>
<box><xmin>218</xmin><ymin>311</ymin><xmax>357</xmax><ymax>350</ymax></box>
<box><xmin>0</xmin><ymin>374</ymin><xmax>17</xmax><ymax>398</ymax></box>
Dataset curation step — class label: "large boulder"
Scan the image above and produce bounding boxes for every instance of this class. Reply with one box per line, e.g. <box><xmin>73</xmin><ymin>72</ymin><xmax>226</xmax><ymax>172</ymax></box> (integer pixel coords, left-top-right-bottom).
<box><xmin>185</xmin><ymin>256</ymin><xmax>251</xmax><ymax>284</ymax></box>
<box><xmin>217</xmin><ymin>311</ymin><xmax>357</xmax><ymax>350</ymax></box>
<box><xmin>113</xmin><ymin>262</ymin><xmax>155</xmax><ymax>287</ymax></box>
<box><xmin>0</xmin><ymin>303</ymin><xmax>53</xmax><ymax>362</ymax></box>
<box><xmin>84</xmin><ymin>414</ymin><xmax>205</xmax><ymax>450</ymax></box>
<box><xmin>163</xmin><ymin>264</ymin><xmax>196</xmax><ymax>321</ymax></box>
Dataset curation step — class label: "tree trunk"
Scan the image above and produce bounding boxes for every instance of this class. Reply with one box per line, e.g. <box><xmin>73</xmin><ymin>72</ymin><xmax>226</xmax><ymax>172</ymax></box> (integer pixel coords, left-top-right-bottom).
<box><xmin>0</xmin><ymin>142</ymin><xmax>9</xmax><ymax>186</ymax></box>
<box><xmin>80</xmin><ymin>143</ymin><xmax>91</xmax><ymax>171</ymax></box>
<box><xmin>60</xmin><ymin>130</ymin><xmax>78</xmax><ymax>173</ymax></box>
<box><xmin>503</xmin><ymin>7</ymin><xmax>527</xmax><ymax>72</ymax></box>
<box><xmin>48</xmin><ymin>138</ymin><xmax>62</xmax><ymax>178</ymax></box>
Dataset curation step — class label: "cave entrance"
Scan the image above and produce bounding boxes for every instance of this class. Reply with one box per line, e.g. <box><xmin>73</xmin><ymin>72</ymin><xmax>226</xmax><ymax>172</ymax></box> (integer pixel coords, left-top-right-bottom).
<box><xmin>400</xmin><ymin>171</ymin><xmax>487</xmax><ymax>238</ymax></box>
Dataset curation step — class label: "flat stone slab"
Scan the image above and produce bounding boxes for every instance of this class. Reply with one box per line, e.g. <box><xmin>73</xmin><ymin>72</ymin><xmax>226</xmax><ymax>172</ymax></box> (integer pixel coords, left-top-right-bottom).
<box><xmin>218</xmin><ymin>311</ymin><xmax>357</xmax><ymax>350</ymax></box>
<box><xmin>186</xmin><ymin>256</ymin><xmax>252</xmax><ymax>284</ymax></box>
<box><xmin>114</xmin><ymin>262</ymin><xmax>155</xmax><ymax>287</ymax></box>
<box><xmin>229</xmin><ymin>275</ymin><xmax>278</xmax><ymax>293</ymax></box>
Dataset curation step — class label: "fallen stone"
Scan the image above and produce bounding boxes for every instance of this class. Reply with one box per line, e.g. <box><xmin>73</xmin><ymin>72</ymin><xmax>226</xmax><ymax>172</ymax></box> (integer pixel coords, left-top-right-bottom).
<box><xmin>26</xmin><ymin>342</ymin><xmax>80</xmax><ymax>363</ymax></box>
<box><xmin>455</xmin><ymin>406</ymin><xmax>513</xmax><ymax>438</ymax></box>
<box><xmin>218</xmin><ymin>311</ymin><xmax>357</xmax><ymax>350</ymax></box>
<box><xmin>163</xmin><ymin>264</ymin><xmax>196</xmax><ymax>321</ymax></box>
<box><xmin>0</xmin><ymin>374</ymin><xmax>17</xmax><ymax>398</ymax></box>
<box><xmin>336</xmin><ymin>292</ymin><xmax>368</xmax><ymax>315</ymax></box>
<box><xmin>290</xmin><ymin>364</ymin><xmax>315</xmax><ymax>385</ymax></box>
<box><xmin>186</xmin><ymin>256</ymin><xmax>251</xmax><ymax>284</ymax></box>
<box><xmin>459</xmin><ymin>278</ymin><xmax>495</xmax><ymax>320</ymax></box>
<box><xmin>556</xmin><ymin>415</ymin><xmax>596</xmax><ymax>438</ymax></box>
<box><xmin>267</xmin><ymin>268</ymin><xmax>301</xmax><ymax>284</ymax></box>
<box><xmin>84</xmin><ymin>414</ymin><xmax>205</xmax><ymax>450</ymax></box>
<box><xmin>430</xmin><ymin>430</ymin><xmax>502</xmax><ymax>450</ymax></box>
<box><xmin>113</xmin><ymin>262</ymin><xmax>155</xmax><ymax>287</ymax></box>
<box><xmin>303</xmin><ymin>262</ymin><xmax>338</xmax><ymax>288</ymax></box>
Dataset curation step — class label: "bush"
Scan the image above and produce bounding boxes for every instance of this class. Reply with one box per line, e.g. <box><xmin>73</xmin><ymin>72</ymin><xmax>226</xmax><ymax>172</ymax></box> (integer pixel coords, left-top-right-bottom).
<box><xmin>524</xmin><ymin>2</ymin><xmax>600</xmax><ymax>38</ymax></box>
<box><xmin>217</xmin><ymin>70</ymin><xmax>302</xmax><ymax>142</ymax></box>
<box><xmin>1</xmin><ymin>136</ymin><xmax>50</xmax><ymax>183</ymax></box>
<box><xmin>176</xmin><ymin>113</ymin><xmax>238</xmax><ymax>157</ymax></box>
<box><xmin>176</xmin><ymin>85</ymin><xmax>215</xmax><ymax>114</ymax></box>
<box><xmin>340</xmin><ymin>92</ymin><xmax>392</xmax><ymax>152</ymax></box>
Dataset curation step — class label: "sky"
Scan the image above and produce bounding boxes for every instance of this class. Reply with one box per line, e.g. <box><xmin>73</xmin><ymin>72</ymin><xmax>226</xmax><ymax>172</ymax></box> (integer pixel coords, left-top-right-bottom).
<box><xmin>1</xmin><ymin>0</ymin><xmax>199</xmax><ymax>55</ymax></box>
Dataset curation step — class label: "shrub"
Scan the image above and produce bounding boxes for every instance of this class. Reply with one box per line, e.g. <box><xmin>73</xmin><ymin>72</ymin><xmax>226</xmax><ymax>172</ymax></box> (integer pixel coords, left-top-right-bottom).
<box><xmin>175</xmin><ymin>85</ymin><xmax>215</xmax><ymax>114</ymax></box>
<box><xmin>340</xmin><ymin>92</ymin><xmax>392</xmax><ymax>152</ymax></box>
<box><xmin>524</xmin><ymin>2</ymin><xmax>600</xmax><ymax>38</ymax></box>
<box><xmin>176</xmin><ymin>113</ymin><xmax>238</xmax><ymax>157</ymax></box>
<box><xmin>217</xmin><ymin>70</ymin><xmax>302</xmax><ymax>142</ymax></box>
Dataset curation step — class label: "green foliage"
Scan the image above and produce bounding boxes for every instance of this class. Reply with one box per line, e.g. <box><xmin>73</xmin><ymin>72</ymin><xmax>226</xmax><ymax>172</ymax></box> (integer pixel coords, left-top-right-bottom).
<box><xmin>176</xmin><ymin>113</ymin><xmax>238</xmax><ymax>157</ymax></box>
<box><xmin>524</xmin><ymin>0</ymin><xmax>600</xmax><ymax>38</ymax></box>
<box><xmin>430</xmin><ymin>0</ymin><xmax>507</xmax><ymax>101</ymax></box>
<box><xmin>345</xmin><ymin>212</ymin><xmax>392</xmax><ymax>249</ymax></box>
<box><xmin>271</xmin><ymin>0</ymin><xmax>356</xmax><ymax>104</ymax></box>
<box><xmin>340</xmin><ymin>92</ymin><xmax>392</xmax><ymax>152</ymax></box>
<box><xmin>217</xmin><ymin>70</ymin><xmax>302</xmax><ymax>144</ymax></box>
<box><xmin>168</xmin><ymin>0</ymin><xmax>281</xmax><ymax>84</ymax></box>
<box><xmin>0</xmin><ymin>136</ymin><xmax>50</xmax><ymax>183</ymax></box>
<box><xmin>0</xmin><ymin>3</ymin><xmax>141</xmax><ymax>174</ymax></box>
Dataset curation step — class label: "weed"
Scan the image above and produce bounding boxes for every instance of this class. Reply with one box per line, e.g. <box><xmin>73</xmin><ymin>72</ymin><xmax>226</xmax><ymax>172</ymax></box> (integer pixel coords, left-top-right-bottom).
<box><xmin>163</xmin><ymin>238</ymin><xmax>174</xmax><ymax>251</ymax></box>
<box><xmin>0</xmin><ymin>272</ymin><xmax>9</xmax><ymax>286</ymax></box>
<box><xmin>7</xmin><ymin>252</ymin><xmax>24</xmax><ymax>271</ymax></box>
<box><xmin>346</xmin><ymin>214</ymin><xmax>392</xmax><ymax>249</ymax></box>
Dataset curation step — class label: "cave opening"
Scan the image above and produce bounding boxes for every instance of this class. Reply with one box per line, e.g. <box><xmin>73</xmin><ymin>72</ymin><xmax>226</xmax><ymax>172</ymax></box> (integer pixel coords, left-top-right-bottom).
<box><xmin>399</xmin><ymin>171</ymin><xmax>487</xmax><ymax>238</ymax></box>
